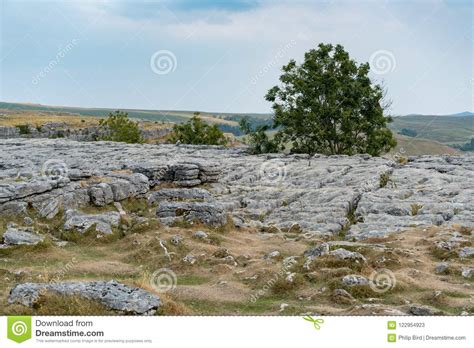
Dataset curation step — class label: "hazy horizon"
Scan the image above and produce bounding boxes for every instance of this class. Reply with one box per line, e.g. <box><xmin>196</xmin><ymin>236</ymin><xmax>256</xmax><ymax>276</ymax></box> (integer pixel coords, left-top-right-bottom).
<box><xmin>0</xmin><ymin>100</ymin><xmax>473</xmax><ymax>118</ymax></box>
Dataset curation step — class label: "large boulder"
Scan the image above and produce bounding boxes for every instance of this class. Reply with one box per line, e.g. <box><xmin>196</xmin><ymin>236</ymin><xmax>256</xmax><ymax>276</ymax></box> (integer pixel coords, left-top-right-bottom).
<box><xmin>8</xmin><ymin>280</ymin><xmax>161</xmax><ymax>315</ymax></box>
<box><xmin>2</xmin><ymin>226</ymin><xmax>44</xmax><ymax>245</ymax></box>
<box><xmin>64</xmin><ymin>209</ymin><xmax>120</xmax><ymax>234</ymax></box>
<box><xmin>156</xmin><ymin>201</ymin><xmax>227</xmax><ymax>227</ymax></box>
<box><xmin>108</xmin><ymin>174</ymin><xmax>149</xmax><ymax>201</ymax></box>
<box><xmin>89</xmin><ymin>183</ymin><xmax>114</xmax><ymax>206</ymax></box>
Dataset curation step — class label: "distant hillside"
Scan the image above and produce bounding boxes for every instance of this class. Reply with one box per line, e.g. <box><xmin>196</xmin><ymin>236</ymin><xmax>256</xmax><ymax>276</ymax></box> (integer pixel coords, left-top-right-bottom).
<box><xmin>389</xmin><ymin>115</ymin><xmax>473</xmax><ymax>145</ymax></box>
<box><xmin>389</xmin><ymin>134</ymin><xmax>461</xmax><ymax>157</ymax></box>
<box><xmin>2</xmin><ymin>101</ymin><xmax>472</xmax><ymax>152</ymax></box>
<box><xmin>404</xmin><ymin>111</ymin><xmax>474</xmax><ymax>117</ymax></box>
<box><xmin>0</xmin><ymin>101</ymin><xmax>269</xmax><ymax>127</ymax></box>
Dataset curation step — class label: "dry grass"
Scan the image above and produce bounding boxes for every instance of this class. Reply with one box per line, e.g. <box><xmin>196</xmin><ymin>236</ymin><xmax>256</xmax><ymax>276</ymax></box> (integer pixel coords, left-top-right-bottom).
<box><xmin>5</xmin><ymin>293</ymin><xmax>115</xmax><ymax>316</ymax></box>
<box><xmin>0</xmin><ymin>197</ymin><xmax>473</xmax><ymax>315</ymax></box>
<box><xmin>0</xmin><ymin>110</ymin><xmax>172</xmax><ymax>131</ymax></box>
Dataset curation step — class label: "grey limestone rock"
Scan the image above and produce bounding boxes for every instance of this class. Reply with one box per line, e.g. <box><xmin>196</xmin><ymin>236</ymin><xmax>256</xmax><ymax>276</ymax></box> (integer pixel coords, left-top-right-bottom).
<box><xmin>8</xmin><ymin>280</ymin><xmax>161</xmax><ymax>315</ymax></box>
<box><xmin>341</xmin><ymin>274</ymin><xmax>370</xmax><ymax>286</ymax></box>
<box><xmin>157</xmin><ymin>201</ymin><xmax>227</xmax><ymax>227</ymax></box>
<box><xmin>63</xmin><ymin>209</ymin><xmax>120</xmax><ymax>234</ymax></box>
<box><xmin>2</xmin><ymin>227</ymin><xmax>44</xmax><ymax>245</ymax></box>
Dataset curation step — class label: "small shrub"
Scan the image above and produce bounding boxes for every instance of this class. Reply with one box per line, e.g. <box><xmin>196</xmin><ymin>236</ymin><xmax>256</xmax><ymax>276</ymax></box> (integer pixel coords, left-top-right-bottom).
<box><xmin>411</xmin><ymin>203</ymin><xmax>423</xmax><ymax>216</ymax></box>
<box><xmin>396</xmin><ymin>156</ymin><xmax>408</xmax><ymax>165</ymax></box>
<box><xmin>169</xmin><ymin>113</ymin><xmax>227</xmax><ymax>146</ymax></box>
<box><xmin>99</xmin><ymin>110</ymin><xmax>143</xmax><ymax>144</ymax></box>
<box><xmin>379</xmin><ymin>172</ymin><xmax>395</xmax><ymax>188</ymax></box>
<box><xmin>15</xmin><ymin>124</ymin><xmax>30</xmax><ymax>134</ymax></box>
<box><xmin>239</xmin><ymin>117</ymin><xmax>280</xmax><ymax>154</ymax></box>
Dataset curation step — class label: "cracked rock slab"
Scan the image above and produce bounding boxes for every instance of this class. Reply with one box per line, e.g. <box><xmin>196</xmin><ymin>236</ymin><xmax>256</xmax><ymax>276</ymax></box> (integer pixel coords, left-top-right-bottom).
<box><xmin>156</xmin><ymin>201</ymin><xmax>227</xmax><ymax>227</ymax></box>
<box><xmin>63</xmin><ymin>209</ymin><xmax>120</xmax><ymax>234</ymax></box>
<box><xmin>8</xmin><ymin>280</ymin><xmax>161</xmax><ymax>315</ymax></box>
<box><xmin>2</xmin><ymin>226</ymin><xmax>44</xmax><ymax>245</ymax></box>
<box><xmin>1</xmin><ymin>139</ymin><xmax>473</xmax><ymax>239</ymax></box>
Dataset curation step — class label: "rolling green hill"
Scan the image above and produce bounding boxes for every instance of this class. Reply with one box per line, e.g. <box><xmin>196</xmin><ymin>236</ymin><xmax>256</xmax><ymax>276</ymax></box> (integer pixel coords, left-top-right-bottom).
<box><xmin>1</xmin><ymin>101</ymin><xmax>472</xmax><ymax>153</ymax></box>
<box><xmin>389</xmin><ymin>134</ymin><xmax>461</xmax><ymax>156</ymax></box>
<box><xmin>0</xmin><ymin>101</ymin><xmax>269</xmax><ymax>126</ymax></box>
<box><xmin>389</xmin><ymin>115</ymin><xmax>474</xmax><ymax>145</ymax></box>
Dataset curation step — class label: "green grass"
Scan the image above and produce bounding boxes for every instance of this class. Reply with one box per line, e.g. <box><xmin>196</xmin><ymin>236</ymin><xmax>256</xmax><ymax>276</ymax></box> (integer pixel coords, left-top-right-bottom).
<box><xmin>177</xmin><ymin>275</ymin><xmax>210</xmax><ymax>286</ymax></box>
<box><xmin>389</xmin><ymin>115</ymin><xmax>474</xmax><ymax>145</ymax></box>
<box><xmin>182</xmin><ymin>296</ymin><xmax>295</xmax><ymax>315</ymax></box>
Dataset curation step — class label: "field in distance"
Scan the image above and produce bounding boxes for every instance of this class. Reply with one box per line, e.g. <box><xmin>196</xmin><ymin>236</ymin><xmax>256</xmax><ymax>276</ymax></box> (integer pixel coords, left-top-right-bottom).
<box><xmin>1</xmin><ymin>101</ymin><xmax>472</xmax><ymax>156</ymax></box>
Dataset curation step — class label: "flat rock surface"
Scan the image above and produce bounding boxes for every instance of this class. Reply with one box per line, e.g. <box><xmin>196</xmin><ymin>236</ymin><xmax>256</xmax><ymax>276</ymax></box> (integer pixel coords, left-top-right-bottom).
<box><xmin>1</xmin><ymin>139</ymin><xmax>473</xmax><ymax>238</ymax></box>
<box><xmin>1</xmin><ymin>139</ymin><xmax>473</xmax><ymax>316</ymax></box>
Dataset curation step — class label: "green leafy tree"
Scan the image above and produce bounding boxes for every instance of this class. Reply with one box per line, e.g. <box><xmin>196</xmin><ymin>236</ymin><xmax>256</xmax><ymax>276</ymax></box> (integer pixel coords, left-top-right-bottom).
<box><xmin>169</xmin><ymin>112</ymin><xmax>227</xmax><ymax>145</ymax></box>
<box><xmin>239</xmin><ymin>117</ymin><xmax>280</xmax><ymax>154</ymax></box>
<box><xmin>265</xmin><ymin>43</ymin><xmax>396</xmax><ymax>156</ymax></box>
<box><xmin>99</xmin><ymin>111</ymin><xmax>143</xmax><ymax>143</ymax></box>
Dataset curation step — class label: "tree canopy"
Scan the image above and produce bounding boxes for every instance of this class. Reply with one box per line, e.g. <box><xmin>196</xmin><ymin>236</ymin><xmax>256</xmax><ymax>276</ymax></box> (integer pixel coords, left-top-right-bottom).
<box><xmin>263</xmin><ymin>43</ymin><xmax>396</xmax><ymax>156</ymax></box>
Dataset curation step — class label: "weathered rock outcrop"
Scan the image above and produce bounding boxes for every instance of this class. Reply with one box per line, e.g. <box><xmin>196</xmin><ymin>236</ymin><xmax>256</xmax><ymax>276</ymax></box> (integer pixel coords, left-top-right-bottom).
<box><xmin>0</xmin><ymin>139</ymin><xmax>473</xmax><ymax>240</ymax></box>
<box><xmin>157</xmin><ymin>201</ymin><xmax>227</xmax><ymax>226</ymax></box>
<box><xmin>8</xmin><ymin>280</ymin><xmax>161</xmax><ymax>315</ymax></box>
<box><xmin>0</xmin><ymin>123</ymin><xmax>172</xmax><ymax>142</ymax></box>
<box><xmin>63</xmin><ymin>209</ymin><xmax>121</xmax><ymax>234</ymax></box>
<box><xmin>2</xmin><ymin>226</ymin><xmax>44</xmax><ymax>245</ymax></box>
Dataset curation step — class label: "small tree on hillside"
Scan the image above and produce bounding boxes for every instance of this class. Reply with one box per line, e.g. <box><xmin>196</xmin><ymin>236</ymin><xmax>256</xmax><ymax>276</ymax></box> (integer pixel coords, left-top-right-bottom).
<box><xmin>169</xmin><ymin>112</ymin><xmax>227</xmax><ymax>145</ymax></box>
<box><xmin>239</xmin><ymin>117</ymin><xmax>280</xmax><ymax>154</ymax></box>
<box><xmin>99</xmin><ymin>110</ymin><xmax>143</xmax><ymax>144</ymax></box>
<box><xmin>265</xmin><ymin>43</ymin><xmax>396</xmax><ymax>156</ymax></box>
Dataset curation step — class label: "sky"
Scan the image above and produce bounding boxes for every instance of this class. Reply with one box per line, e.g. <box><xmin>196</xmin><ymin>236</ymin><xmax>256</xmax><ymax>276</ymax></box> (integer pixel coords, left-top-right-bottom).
<box><xmin>0</xmin><ymin>0</ymin><xmax>472</xmax><ymax>115</ymax></box>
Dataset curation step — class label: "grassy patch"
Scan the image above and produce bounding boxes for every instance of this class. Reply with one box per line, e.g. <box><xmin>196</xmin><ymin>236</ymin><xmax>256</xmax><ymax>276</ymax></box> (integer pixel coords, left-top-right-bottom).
<box><xmin>182</xmin><ymin>297</ymin><xmax>285</xmax><ymax>315</ymax></box>
<box><xmin>429</xmin><ymin>245</ymin><xmax>457</xmax><ymax>260</ymax></box>
<box><xmin>177</xmin><ymin>274</ymin><xmax>210</xmax><ymax>286</ymax></box>
<box><xmin>0</xmin><ymin>237</ymin><xmax>54</xmax><ymax>257</ymax></box>
<box><xmin>270</xmin><ymin>274</ymin><xmax>304</xmax><ymax>295</ymax></box>
<box><xmin>60</xmin><ymin>224</ymin><xmax>124</xmax><ymax>244</ymax></box>
<box><xmin>308</xmin><ymin>255</ymin><xmax>366</xmax><ymax>273</ymax></box>
<box><xmin>4</xmin><ymin>293</ymin><xmax>115</xmax><ymax>316</ymax></box>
